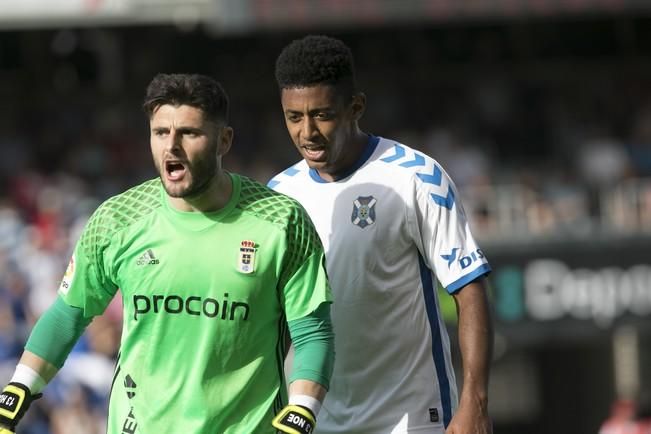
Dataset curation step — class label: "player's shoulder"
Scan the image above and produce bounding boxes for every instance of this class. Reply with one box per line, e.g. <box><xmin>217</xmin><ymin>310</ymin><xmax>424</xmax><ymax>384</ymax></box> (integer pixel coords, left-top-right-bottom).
<box><xmin>88</xmin><ymin>178</ymin><xmax>163</xmax><ymax>230</ymax></box>
<box><xmin>371</xmin><ymin>136</ymin><xmax>449</xmax><ymax>183</ymax></box>
<box><xmin>79</xmin><ymin>178</ymin><xmax>163</xmax><ymax>252</ymax></box>
<box><xmin>266</xmin><ymin>160</ymin><xmax>310</xmax><ymax>191</ymax></box>
<box><xmin>373</xmin><ymin>136</ymin><xmax>440</xmax><ymax>171</ymax></box>
<box><xmin>237</xmin><ymin>173</ymin><xmax>311</xmax><ymax>226</ymax></box>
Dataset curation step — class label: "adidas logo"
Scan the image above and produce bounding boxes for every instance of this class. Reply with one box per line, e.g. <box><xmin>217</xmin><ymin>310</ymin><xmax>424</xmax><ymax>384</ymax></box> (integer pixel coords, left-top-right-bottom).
<box><xmin>136</xmin><ymin>249</ymin><xmax>160</xmax><ymax>266</ymax></box>
<box><xmin>124</xmin><ymin>374</ymin><xmax>137</xmax><ymax>399</ymax></box>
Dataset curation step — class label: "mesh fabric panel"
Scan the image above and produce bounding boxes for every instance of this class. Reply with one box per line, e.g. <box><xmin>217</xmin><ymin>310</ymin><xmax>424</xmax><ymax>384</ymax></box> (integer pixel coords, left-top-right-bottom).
<box><xmin>237</xmin><ymin>176</ymin><xmax>321</xmax><ymax>288</ymax></box>
<box><xmin>80</xmin><ymin>179</ymin><xmax>163</xmax><ymax>284</ymax></box>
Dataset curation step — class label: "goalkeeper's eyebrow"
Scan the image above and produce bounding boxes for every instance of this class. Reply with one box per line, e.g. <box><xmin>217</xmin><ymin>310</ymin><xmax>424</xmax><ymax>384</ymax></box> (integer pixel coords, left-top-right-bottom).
<box><xmin>151</xmin><ymin>126</ymin><xmax>205</xmax><ymax>136</ymax></box>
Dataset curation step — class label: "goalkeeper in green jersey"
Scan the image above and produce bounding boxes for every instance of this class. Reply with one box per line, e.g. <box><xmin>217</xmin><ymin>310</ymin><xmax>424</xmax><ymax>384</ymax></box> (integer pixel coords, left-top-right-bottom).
<box><xmin>0</xmin><ymin>73</ymin><xmax>334</xmax><ymax>434</ymax></box>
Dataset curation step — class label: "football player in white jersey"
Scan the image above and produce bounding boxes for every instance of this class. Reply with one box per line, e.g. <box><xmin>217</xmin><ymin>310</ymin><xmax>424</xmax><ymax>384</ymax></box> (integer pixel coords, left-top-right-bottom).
<box><xmin>268</xmin><ymin>35</ymin><xmax>494</xmax><ymax>434</ymax></box>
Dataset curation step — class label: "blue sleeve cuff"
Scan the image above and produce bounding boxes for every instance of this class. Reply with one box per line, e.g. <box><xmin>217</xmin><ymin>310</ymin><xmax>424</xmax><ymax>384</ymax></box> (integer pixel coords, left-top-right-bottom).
<box><xmin>446</xmin><ymin>264</ymin><xmax>492</xmax><ymax>294</ymax></box>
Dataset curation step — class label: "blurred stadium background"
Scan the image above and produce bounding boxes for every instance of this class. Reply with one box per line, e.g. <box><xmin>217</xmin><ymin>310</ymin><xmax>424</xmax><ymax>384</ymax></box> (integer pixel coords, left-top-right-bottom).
<box><xmin>1</xmin><ymin>1</ymin><xmax>651</xmax><ymax>433</ymax></box>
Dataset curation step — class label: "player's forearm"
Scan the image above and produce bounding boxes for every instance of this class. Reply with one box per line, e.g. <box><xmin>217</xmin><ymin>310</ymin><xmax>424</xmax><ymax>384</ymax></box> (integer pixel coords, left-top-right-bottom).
<box><xmin>287</xmin><ymin>302</ymin><xmax>335</xmax><ymax>391</ymax></box>
<box><xmin>454</xmin><ymin>279</ymin><xmax>493</xmax><ymax>407</ymax></box>
<box><xmin>274</xmin><ymin>307</ymin><xmax>332</xmax><ymax>434</ymax></box>
<box><xmin>289</xmin><ymin>379</ymin><xmax>327</xmax><ymax>402</ymax></box>
<box><xmin>8</xmin><ymin>296</ymin><xmax>91</xmax><ymax>395</ymax></box>
<box><xmin>24</xmin><ymin>295</ymin><xmax>91</xmax><ymax>369</ymax></box>
<box><xmin>285</xmin><ymin>302</ymin><xmax>334</xmax><ymax>420</ymax></box>
<box><xmin>17</xmin><ymin>351</ymin><xmax>59</xmax><ymax>385</ymax></box>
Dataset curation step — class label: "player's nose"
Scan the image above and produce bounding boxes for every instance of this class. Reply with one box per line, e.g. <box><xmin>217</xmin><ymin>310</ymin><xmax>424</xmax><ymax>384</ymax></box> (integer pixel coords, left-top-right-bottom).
<box><xmin>301</xmin><ymin>117</ymin><xmax>319</xmax><ymax>139</ymax></box>
<box><xmin>163</xmin><ymin>131</ymin><xmax>183</xmax><ymax>153</ymax></box>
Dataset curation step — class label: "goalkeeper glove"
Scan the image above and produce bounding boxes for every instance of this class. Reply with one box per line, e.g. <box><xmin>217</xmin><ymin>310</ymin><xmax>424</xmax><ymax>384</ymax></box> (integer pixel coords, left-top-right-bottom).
<box><xmin>0</xmin><ymin>382</ymin><xmax>40</xmax><ymax>433</ymax></box>
<box><xmin>272</xmin><ymin>404</ymin><xmax>316</xmax><ymax>434</ymax></box>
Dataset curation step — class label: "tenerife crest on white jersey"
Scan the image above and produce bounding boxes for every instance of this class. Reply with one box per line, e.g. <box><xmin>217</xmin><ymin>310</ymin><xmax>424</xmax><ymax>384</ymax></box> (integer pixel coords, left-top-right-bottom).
<box><xmin>269</xmin><ymin>135</ymin><xmax>491</xmax><ymax>433</ymax></box>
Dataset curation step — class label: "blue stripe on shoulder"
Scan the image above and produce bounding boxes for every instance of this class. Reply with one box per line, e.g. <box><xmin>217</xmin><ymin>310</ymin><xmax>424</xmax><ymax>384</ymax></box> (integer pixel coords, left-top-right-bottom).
<box><xmin>267</xmin><ymin>164</ymin><xmax>303</xmax><ymax>188</ymax></box>
<box><xmin>284</xmin><ymin>166</ymin><xmax>300</xmax><ymax>177</ymax></box>
<box><xmin>380</xmin><ymin>142</ymin><xmax>457</xmax><ymax>210</ymax></box>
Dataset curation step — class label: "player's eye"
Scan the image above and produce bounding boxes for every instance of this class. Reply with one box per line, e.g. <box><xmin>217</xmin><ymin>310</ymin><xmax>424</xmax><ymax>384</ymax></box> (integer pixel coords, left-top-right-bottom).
<box><xmin>286</xmin><ymin>113</ymin><xmax>301</xmax><ymax>123</ymax></box>
<box><xmin>315</xmin><ymin>111</ymin><xmax>334</xmax><ymax>121</ymax></box>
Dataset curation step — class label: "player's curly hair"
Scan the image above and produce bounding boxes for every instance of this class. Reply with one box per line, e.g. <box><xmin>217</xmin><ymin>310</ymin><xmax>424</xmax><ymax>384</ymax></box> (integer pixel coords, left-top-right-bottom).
<box><xmin>275</xmin><ymin>35</ymin><xmax>357</xmax><ymax>97</ymax></box>
<box><xmin>143</xmin><ymin>73</ymin><xmax>229</xmax><ymax>124</ymax></box>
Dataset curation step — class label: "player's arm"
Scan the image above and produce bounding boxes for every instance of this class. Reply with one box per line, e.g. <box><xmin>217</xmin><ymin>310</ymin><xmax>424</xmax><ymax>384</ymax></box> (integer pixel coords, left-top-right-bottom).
<box><xmin>447</xmin><ymin>277</ymin><xmax>493</xmax><ymax>434</ymax></box>
<box><xmin>0</xmin><ymin>296</ymin><xmax>91</xmax><ymax>433</ymax></box>
<box><xmin>273</xmin><ymin>302</ymin><xmax>334</xmax><ymax>434</ymax></box>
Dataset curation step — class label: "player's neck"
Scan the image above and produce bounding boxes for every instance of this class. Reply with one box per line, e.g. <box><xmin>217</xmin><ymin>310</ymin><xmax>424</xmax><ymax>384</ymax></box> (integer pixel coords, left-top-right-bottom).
<box><xmin>168</xmin><ymin>171</ymin><xmax>233</xmax><ymax>213</ymax></box>
<box><xmin>320</xmin><ymin>131</ymin><xmax>369</xmax><ymax>182</ymax></box>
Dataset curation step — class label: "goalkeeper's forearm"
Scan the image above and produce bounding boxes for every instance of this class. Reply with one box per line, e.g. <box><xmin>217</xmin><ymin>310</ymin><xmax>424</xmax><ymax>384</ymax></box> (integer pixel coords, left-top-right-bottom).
<box><xmin>273</xmin><ymin>303</ymin><xmax>334</xmax><ymax>433</ymax></box>
<box><xmin>287</xmin><ymin>303</ymin><xmax>334</xmax><ymax>391</ymax></box>
<box><xmin>289</xmin><ymin>380</ymin><xmax>326</xmax><ymax>402</ymax></box>
<box><xmin>10</xmin><ymin>295</ymin><xmax>91</xmax><ymax>390</ymax></box>
<box><xmin>16</xmin><ymin>352</ymin><xmax>59</xmax><ymax>385</ymax></box>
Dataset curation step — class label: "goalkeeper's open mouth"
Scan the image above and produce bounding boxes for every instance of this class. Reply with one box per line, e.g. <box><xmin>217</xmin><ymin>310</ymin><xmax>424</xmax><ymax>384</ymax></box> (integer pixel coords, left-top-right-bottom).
<box><xmin>165</xmin><ymin>159</ymin><xmax>188</xmax><ymax>181</ymax></box>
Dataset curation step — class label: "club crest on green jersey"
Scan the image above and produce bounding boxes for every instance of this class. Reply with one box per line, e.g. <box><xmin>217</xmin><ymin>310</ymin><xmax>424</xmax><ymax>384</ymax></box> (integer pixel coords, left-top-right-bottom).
<box><xmin>351</xmin><ymin>196</ymin><xmax>377</xmax><ymax>228</ymax></box>
<box><xmin>238</xmin><ymin>240</ymin><xmax>257</xmax><ymax>274</ymax></box>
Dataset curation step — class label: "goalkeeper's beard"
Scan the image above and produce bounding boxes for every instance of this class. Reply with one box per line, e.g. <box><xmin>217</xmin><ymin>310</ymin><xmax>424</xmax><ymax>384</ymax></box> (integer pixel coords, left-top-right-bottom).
<box><xmin>156</xmin><ymin>154</ymin><xmax>218</xmax><ymax>199</ymax></box>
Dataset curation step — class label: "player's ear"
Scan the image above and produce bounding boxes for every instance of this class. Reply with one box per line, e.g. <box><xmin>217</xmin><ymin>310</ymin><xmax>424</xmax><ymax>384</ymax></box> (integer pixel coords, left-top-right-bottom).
<box><xmin>350</xmin><ymin>92</ymin><xmax>366</xmax><ymax>121</ymax></box>
<box><xmin>217</xmin><ymin>126</ymin><xmax>233</xmax><ymax>156</ymax></box>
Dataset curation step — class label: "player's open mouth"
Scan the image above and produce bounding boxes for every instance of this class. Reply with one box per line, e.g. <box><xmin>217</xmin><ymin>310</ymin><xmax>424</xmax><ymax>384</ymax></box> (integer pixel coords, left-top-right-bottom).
<box><xmin>165</xmin><ymin>160</ymin><xmax>187</xmax><ymax>181</ymax></box>
<box><xmin>302</xmin><ymin>146</ymin><xmax>326</xmax><ymax>161</ymax></box>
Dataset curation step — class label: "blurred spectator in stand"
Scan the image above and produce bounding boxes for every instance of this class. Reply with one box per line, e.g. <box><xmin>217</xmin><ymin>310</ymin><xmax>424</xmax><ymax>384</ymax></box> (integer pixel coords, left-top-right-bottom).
<box><xmin>424</xmin><ymin>126</ymin><xmax>494</xmax><ymax>189</ymax></box>
<box><xmin>575</xmin><ymin>129</ymin><xmax>633</xmax><ymax>190</ymax></box>
<box><xmin>599</xmin><ymin>396</ymin><xmax>651</xmax><ymax>434</ymax></box>
<box><xmin>423</xmin><ymin>126</ymin><xmax>499</xmax><ymax>237</ymax></box>
<box><xmin>574</xmin><ymin>128</ymin><xmax>634</xmax><ymax>231</ymax></box>
<box><xmin>599</xmin><ymin>399</ymin><xmax>638</xmax><ymax>434</ymax></box>
<box><xmin>542</xmin><ymin>164</ymin><xmax>593</xmax><ymax>237</ymax></box>
<box><xmin>636</xmin><ymin>393</ymin><xmax>651</xmax><ymax>433</ymax></box>
<box><xmin>628</xmin><ymin>105</ymin><xmax>651</xmax><ymax>177</ymax></box>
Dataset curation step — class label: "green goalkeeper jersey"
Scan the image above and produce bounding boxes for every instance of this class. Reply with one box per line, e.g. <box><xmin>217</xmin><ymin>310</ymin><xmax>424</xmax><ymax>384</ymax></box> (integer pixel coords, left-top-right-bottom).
<box><xmin>57</xmin><ymin>173</ymin><xmax>332</xmax><ymax>434</ymax></box>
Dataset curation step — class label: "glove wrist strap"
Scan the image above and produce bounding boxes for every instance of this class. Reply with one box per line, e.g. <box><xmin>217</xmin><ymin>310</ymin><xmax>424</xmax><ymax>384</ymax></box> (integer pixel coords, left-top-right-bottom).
<box><xmin>11</xmin><ymin>365</ymin><xmax>46</xmax><ymax>395</ymax></box>
<box><xmin>288</xmin><ymin>394</ymin><xmax>321</xmax><ymax>417</ymax></box>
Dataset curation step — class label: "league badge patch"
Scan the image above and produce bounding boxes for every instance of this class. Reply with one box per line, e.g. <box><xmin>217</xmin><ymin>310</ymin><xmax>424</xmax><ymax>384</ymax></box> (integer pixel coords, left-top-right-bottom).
<box><xmin>351</xmin><ymin>196</ymin><xmax>377</xmax><ymax>228</ymax></box>
<box><xmin>238</xmin><ymin>240</ymin><xmax>257</xmax><ymax>274</ymax></box>
<box><xmin>59</xmin><ymin>254</ymin><xmax>75</xmax><ymax>294</ymax></box>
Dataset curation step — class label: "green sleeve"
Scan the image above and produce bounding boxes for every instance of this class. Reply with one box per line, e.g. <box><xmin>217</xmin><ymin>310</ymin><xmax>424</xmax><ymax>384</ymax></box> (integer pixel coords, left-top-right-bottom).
<box><xmin>287</xmin><ymin>303</ymin><xmax>335</xmax><ymax>389</ymax></box>
<box><xmin>58</xmin><ymin>199</ymin><xmax>122</xmax><ymax>317</ymax></box>
<box><xmin>279</xmin><ymin>204</ymin><xmax>333</xmax><ymax>322</ymax></box>
<box><xmin>25</xmin><ymin>296</ymin><xmax>93</xmax><ymax>368</ymax></box>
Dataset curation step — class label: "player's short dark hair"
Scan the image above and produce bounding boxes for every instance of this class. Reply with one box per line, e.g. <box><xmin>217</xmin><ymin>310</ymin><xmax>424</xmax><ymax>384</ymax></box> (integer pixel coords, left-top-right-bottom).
<box><xmin>143</xmin><ymin>73</ymin><xmax>229</xmax><ymax>124</ymax></box>
<box><xmin>275</xmin><ymin>35</ymin><xmax>357</xmax><ymax>98</ymax></box>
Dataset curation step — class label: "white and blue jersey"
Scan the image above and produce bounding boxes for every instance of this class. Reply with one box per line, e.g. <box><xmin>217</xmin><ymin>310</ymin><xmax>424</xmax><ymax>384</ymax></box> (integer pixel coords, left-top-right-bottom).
<box><xmin>269</xmin><ymin>135</ymin><xmax>491</xmax><ymax>434</ymax></box>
